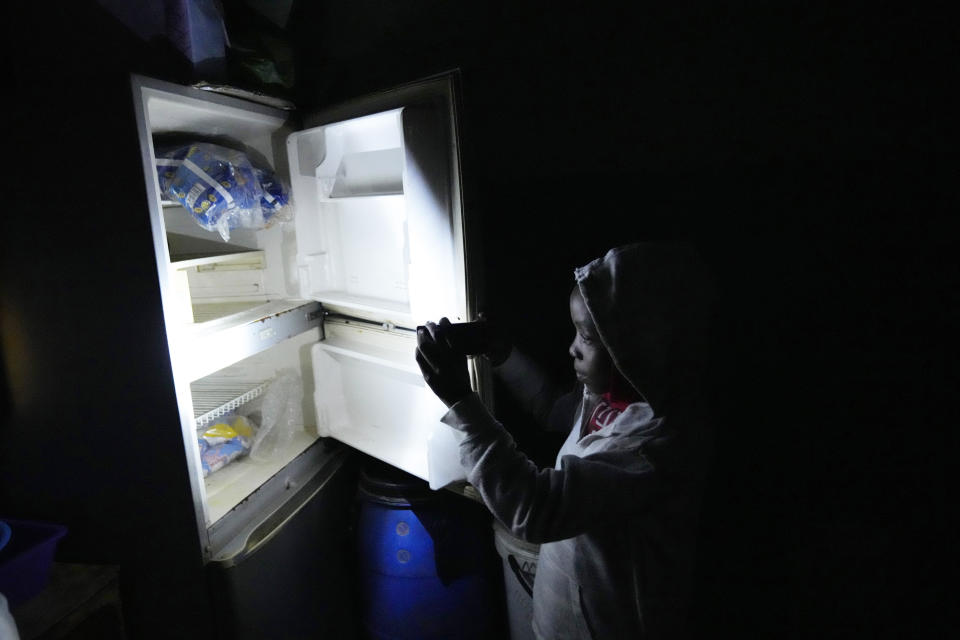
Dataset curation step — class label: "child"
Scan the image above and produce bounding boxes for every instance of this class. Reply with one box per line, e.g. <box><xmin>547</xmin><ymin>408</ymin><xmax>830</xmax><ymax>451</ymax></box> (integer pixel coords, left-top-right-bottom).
<box><xmin>416</xmin><ymin>243</ymin><xmax>717</xmax><ymax>639</ymax></box>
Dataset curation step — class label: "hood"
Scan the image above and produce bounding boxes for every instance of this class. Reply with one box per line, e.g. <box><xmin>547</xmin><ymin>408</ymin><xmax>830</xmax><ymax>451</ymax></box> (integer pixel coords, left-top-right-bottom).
<box><xmin>574</xmin><ymin>243</ymin><xmax>717</xmax><ymax>410</ymax></box>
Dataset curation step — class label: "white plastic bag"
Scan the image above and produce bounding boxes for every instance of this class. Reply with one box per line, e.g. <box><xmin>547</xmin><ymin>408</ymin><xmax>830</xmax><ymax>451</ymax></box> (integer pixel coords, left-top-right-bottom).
<box><xmin>249</xmin><ymin>369</ymin><xmax>303</xmax><ymax>462</ymax></box>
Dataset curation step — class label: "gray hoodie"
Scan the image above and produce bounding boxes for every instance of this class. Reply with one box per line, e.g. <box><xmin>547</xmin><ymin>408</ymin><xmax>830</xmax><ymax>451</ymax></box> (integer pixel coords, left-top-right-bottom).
<box><xmin>441</xmin><ymin>244</ymin><xmax>714</xmax><ymax>639</ymax></box>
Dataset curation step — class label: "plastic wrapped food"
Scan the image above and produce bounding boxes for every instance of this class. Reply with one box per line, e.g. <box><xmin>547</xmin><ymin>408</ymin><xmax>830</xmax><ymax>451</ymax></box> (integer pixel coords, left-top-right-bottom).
<box><xmin>194</xmin><ymin>369</ymin><xmax>303</xmax><ymax>476</ymax></box>
<box><xmin>155</xmin><ymin>143</ymin><xmax>293</xmax><ymax>241</ymax></box>
<box><xmin>249</xmin><ymin>369</ymin><xmax>303</xmax><ymax>463</ymax></box>
<box><xmin>155</xmin><ymin>146</ymin><xmax>188</xmax><ymax>195</ymax></box>
<box><xmin>198</xmin><ymin>415</ymin><xmax>254</xmax><ymax>477</ymax></box>
<box><xmin>167</xmin><ymin>143</ymin><xmax>263</xmax><ymax>240</ymax></box>
<box><xmin>255</xmin><ymin>166</ymin><xmax>293</xmax><ymax>225</ymax></box>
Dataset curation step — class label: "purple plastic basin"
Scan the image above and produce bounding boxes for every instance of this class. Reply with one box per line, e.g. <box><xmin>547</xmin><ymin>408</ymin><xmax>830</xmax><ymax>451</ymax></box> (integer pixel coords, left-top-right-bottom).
<box><xmin>0</xmin><ymin>519</ymin><xmax>68</xmax><ymax>607</ymax></box>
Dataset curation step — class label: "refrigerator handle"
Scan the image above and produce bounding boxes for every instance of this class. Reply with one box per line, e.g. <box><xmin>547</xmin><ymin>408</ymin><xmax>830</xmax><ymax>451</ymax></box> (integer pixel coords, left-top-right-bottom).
<box><xmin>212</xmin><ymin>450</ymin><xmax>347</xmax><ymax>568</ymax></box>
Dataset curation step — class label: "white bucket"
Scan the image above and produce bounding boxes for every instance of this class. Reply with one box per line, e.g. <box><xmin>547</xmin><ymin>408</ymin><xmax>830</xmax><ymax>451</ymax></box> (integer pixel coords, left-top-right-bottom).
<box><xmin>493</xmin><ymin>521</ymin><xmax>540</xmax><ymax>640</ymax></box>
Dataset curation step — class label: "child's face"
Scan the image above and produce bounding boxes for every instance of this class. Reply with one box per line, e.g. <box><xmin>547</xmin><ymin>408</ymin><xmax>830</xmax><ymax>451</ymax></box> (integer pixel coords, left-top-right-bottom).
<box><xmin>568</xmin><ymin>287</ymin><xmax>614</xmax><ymax>394</ymax></box>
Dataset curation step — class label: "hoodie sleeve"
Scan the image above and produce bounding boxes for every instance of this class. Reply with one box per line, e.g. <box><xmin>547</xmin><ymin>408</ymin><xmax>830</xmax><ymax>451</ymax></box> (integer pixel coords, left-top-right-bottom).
<box><xmin>442</xmin><ymin>393</ymin><xmax>667</xmax><ymax>544</ymax></box>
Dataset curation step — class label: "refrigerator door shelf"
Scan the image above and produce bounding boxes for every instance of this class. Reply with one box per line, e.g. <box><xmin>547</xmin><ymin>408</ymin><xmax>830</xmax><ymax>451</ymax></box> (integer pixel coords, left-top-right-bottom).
<box><xmin>297</xmin><ymin>108</ymin><xmax>405</xmax><ymax>201</ymax></box>
<box><xmin>320</xmin><ymin>146</ymin><xmax>405</xmax><ymax>199</ymax></box>
<box><xmin>172</xmin><ymin>299</ymin><xmax>322</xmax><ymax>382</ymax></box>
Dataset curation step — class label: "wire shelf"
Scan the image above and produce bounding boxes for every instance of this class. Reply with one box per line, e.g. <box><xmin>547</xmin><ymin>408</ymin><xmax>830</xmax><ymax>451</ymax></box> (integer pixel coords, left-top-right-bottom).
<box><xmin>192</xmin><ymin>377</ymin><xmax>269</xmax><ymax>429</ymax></box>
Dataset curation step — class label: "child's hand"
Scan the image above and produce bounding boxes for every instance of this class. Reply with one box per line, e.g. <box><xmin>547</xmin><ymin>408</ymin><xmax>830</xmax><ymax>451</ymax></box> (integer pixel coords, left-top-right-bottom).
<box><xmin>416</xmin><ymin>317</ymin><xmax>473</xmax><ymax>408</ymax></box>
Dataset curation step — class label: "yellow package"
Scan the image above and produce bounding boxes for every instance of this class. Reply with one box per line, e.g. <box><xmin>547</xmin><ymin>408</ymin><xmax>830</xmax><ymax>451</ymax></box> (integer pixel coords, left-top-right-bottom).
<box><xmin>203</xmin><ymin>423</ymin><xmax>239</xmax><ymax>440</ymax></box>
<box><xmin>231</xmin><ymin>415</ymin><xmax>255</xmax><ymax>438</ymax></box>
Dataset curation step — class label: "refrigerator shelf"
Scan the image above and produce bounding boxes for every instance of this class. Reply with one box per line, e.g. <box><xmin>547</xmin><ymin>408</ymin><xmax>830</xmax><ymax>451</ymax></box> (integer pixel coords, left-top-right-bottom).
<box><xmin>170</xmin><ymin>250</ymin><xmax>265</xmax><ymax>271</ymax></box>
<box><xmin>204</xmin><ymin>429</ymin><xmax>320</xmax><ymax>525</ymax></box>
<box><xmin>175</xmin><ymin>299</ymin><xmax>322</xmax><ymax>381</ymax></box>
<box><xmin>191</xmin><ymin>301</ymin><xmax>274</xmax><ymax>324</ymax></box>
<box><xmin>166</xmin><ymin>232</ymin><xmax>264</xmax><ymax>270</ymax></box>
<box><xmin>192</xmin><ymin>378</ymin><xmax>269</xmax><ymax>429</ymax></box>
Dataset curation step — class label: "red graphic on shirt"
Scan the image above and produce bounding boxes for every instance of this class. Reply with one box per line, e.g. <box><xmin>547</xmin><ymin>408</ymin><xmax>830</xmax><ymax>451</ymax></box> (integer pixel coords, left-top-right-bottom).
<box><xmin>587</xmin><ymin>390</ymin><xmax>637</xmax><ymax>432</ymax></box>
<box><xmin>588</xmin><ymin>402</ymin><xmax>621</xmax><ymax>432</ymax></box>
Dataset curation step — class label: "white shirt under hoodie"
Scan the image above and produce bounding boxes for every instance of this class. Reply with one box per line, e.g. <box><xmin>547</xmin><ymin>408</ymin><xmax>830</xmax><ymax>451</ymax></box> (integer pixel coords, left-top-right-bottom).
<box><xmin>441</xmin><ymin>244</ymin><xmax>709</xmax><ymax>639</ymax></box>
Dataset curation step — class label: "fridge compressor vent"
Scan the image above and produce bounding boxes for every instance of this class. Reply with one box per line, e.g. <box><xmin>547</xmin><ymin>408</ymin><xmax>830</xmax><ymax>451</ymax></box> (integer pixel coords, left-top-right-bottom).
<box><xmin>192</xmin><ymin>378</ymin><xmax>269</xmax><ymax>429</ymax></box>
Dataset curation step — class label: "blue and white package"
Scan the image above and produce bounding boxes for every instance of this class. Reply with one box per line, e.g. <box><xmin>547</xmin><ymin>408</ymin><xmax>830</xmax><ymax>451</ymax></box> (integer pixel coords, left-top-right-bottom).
<box><xmin>154</xmin><ymin>142</ymin><xmax>293</xmax><ymax>241</ymax></box>
<box><xmin>155</xmin><ymin>146</ymin><xmax>188</xmax><ymax>195</ymax></box>
<box><xmin>198</xmin><ymin>436</ymin><xmax>251</xmax><ymax>477</ymax></box>
<box><xmin>165</xmin><ymin>143</ymin><xmax>264</xmax><ymax>240</ymax></box>
<box><xmin>197</xmin><ymin>416</ymin><xmax>254</xmax><ymax>477</ymax></box>
<box><xmin>255</xmin><ymin>166</ymin><xmax>292</xmax><ymax>224</ymax></box>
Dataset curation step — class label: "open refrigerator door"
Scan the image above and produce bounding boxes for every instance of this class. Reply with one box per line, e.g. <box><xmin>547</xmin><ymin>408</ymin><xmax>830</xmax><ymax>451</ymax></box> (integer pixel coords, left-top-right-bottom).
<box><xmin>287</xmin><ymin>75</ymin><xmax>476</xmax><ymax>490</ymax></box>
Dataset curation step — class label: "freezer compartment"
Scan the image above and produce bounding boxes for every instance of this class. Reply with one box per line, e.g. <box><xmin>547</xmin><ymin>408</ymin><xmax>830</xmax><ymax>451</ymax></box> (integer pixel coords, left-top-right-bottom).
<box><xmin>135</xmin><ymin>76</ymin><xmax>299</xmax><ymax>335</ymax></box>
<box><xmin>311</xmin><ymin>321</ymin><xmax>467</xmax><ymax>489</ymax></box>
<box><xmin>190</xmin><ymin>328</ymin><xmax>322</xmax><ymax>525</ymax></box>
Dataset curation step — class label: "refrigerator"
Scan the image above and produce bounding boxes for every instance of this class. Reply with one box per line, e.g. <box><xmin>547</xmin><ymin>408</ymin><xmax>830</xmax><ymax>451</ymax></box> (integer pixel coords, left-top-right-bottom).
<box><xmin>127</xmin><ymin>71</ymin><xmax>488</xmax><ymax>636</ymax></box>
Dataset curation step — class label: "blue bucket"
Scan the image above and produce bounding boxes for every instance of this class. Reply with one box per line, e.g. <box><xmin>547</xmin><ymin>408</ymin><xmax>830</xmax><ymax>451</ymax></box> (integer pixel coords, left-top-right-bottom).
<box><xmin>356</xmin><ymin>463</ymin><xmax>500</xmax><ymax>640</ymax></box>
<box><xmin>0</xmin><ymin>519</ymin><xmax>68</xmax><ymax>607</ymax></box>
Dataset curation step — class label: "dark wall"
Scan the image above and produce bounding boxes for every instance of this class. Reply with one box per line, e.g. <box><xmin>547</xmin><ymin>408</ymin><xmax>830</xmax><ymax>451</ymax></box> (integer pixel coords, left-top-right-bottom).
<box><xmin>3</xmin><ymin>3</ymin><xmax>216</xmax><ymax>638</ymax></box>
<box><xmin>289</xmin><ymin>2</ymin><xmax>952</xmax><ymax>637</ymax></box>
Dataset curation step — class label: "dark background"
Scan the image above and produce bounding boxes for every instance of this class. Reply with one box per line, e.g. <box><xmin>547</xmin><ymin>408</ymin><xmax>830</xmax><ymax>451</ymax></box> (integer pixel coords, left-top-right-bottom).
<box><xmin>2</xmin><ymin>1</ymin><xmax>953</xmax><ymax>637</ymax></box>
